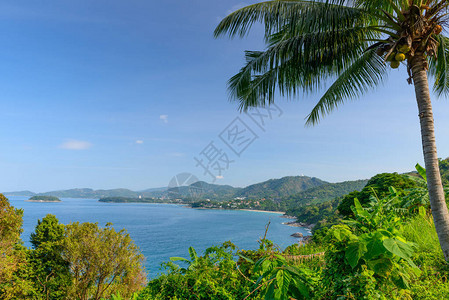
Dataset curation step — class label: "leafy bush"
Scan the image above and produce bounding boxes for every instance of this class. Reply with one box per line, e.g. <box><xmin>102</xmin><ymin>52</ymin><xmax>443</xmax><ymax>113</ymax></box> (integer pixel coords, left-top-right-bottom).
<box><xmin>337</xmin><ymin>173</ymin><xmax>418</xmax><ymax>217</ymax></box>
<box><xmin>140</xmin><ymin>242</ymin><xmax>252</xmax><ymax>300</ymax></box>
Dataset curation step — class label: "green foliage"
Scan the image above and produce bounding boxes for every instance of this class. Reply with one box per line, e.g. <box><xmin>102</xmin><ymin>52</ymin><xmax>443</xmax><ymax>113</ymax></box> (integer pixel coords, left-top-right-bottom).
<box><xmin>337</xmin><ymin>173</ymin><xmax>418</xmax><ymax>217</ymax></box>
<box><xmin>402</xmin><ymin>213</ymin><xmax>449</xmax><ymax>299</ymax></box>
<box><xmin>439</xmin><ymin>157</ymin><xmax>449</xmax><ymax>185</ymax></box>
<box><xmin>30</xmin><ymin>214</ymin><xmax>64</xmax><ymax>248</ymax></box>
<box><xmin>283</xmin><ymin>179</ymin><xmax>368</xmax><ymax>209</ymax></box>
<box><xmin>287</xmin><ymin>198</ymin><xmax>340</xmax><ymax>225</ymax></box>
<box><xmin>62</xmin><ymin>222</ymin><xmax>147</xmax><ymax>300</ymax></box>
<box><xmin>29</xmin><ymin>215</ymin><xmax>71</xmax><ymax>300</ymax></box>
<box><xmin>237</xmin><ymin>176</ymin><xmax>327</xmax><ymax>199</ymax></box>
<box><xmin>140</xmin><ymin>242</ymin><xmax>252</xmax><ymax>300</ymax></box>
<box><xmin>0</xmin><ymin>196</ymin><xmax>148</xmax><ymax>300</ymax></box>
<box><xmin>0</xmin><ymin>194</ymin><xmax>27</xmax><ymax>298</ymax></box>
<box><xmin>320</xmin><ymin>193</ymin><xmax>420</xmax><ymax>299</ymax></box>
<box><xmin>248</xmin><ymin>253</ymin><xmax>317</xmax><ymax>300</ymax></box>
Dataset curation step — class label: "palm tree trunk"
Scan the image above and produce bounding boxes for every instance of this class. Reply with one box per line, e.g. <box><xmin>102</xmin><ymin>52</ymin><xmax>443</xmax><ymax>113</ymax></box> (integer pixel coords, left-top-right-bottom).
<box><xmin>411</xmin><ymin>53</ymin><xmax>449</xmax><ymax>261</ymax></box>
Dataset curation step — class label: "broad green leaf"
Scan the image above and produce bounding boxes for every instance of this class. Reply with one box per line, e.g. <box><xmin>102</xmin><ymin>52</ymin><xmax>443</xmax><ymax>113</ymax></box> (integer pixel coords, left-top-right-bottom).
<box><xmin>291</xmin><ymin>277</ymin><xmax>310</xmax><ymax>299</ymax></box>
<box><xmin>265</xmin><ymin>280</ymin><xmax>275</xmax><ymax>300</ymax></box>
<box><xmin>261</xmin><ymin>258</ymin><xmax>272</xmax><ymax>273</ymax></box>
<box><xmin>188</xmin><ymin>246</ymin><xmax>198</xmax><ymax>261</ymax></box>
<box><xmin>276</xmin><ymin>270</ymin><xmax>284</xmax><ymax>290</ymax></box>
<box><xmin>388</xmin><ymin>186</ymin><xmax>397</xmax><ymax>194</ymax></box>
<box><xmin>254</xmin><ymin>257</ymin><xmax>266</xmax><ymax>272</ymax></box>
<box><xmin>284</xmin><ymin>265</ymin><xmax>302</xmax><ymax>277</ymax></box>
<box><xmin>170</xmin><ymin>257</ymin><xmax>190</xmax><ymax>262</ymax></box>
<box><xmin>419</xmin><ymin>206</ymin><xmax>426</xmax><ymax>218</ymax></box>
<box><xmin>366</xmin><ymin>257</ymin><xmax>393</xmax><ymax>275</ymax></box>
<box><xmin>279</xmin><ymin>270</ymin><xmax>292</xmax><ymax>299</ymax></box>
<box><xmin>353</xmin><ymin>198</ymin><xmax>370</xmax><ymax>218</ymax></box>
<box><xmin>383</xmin><ymin>238</ymin><xmax>414</xmax><ymax>260</ymax></box>
<box><xmin>274</xmin><ymin>254</ymin><xmax>286</xmax><ymax>262</ymax></box>
<box><xmin>393</xmin><ymin>272</ymin><xmax>410</xmax><ymax>289</ymax></box>
<box><xmin>364</xmin><ymin>234</ymin><xmax>387</xmax><ymax>260</ymax></box>
<box><xmin>333</xmin><ymin>228</ymin><xmax>342</xmax><ymax>241</ymax></box>
<box><xmin>345</xmin><ymin>241</ymin><xmax>367</xmax><ymax>268</ymax></box>
<box><xmin>237</xmin><ymin>253</ymin><xmax>254</xmax><ymax>264</ymax></box>
<box><xmin>415</xmin><ymin>163</ymin><xmax>427</xmax><ymax>182</ymax></box>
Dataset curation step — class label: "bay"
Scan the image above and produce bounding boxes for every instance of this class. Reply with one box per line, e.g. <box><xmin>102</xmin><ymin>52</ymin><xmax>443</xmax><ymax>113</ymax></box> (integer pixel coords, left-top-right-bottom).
<box><xmin>8</xmin><ymin>196</ymin><xmax>310</xmax><ymax>278</ymax></box>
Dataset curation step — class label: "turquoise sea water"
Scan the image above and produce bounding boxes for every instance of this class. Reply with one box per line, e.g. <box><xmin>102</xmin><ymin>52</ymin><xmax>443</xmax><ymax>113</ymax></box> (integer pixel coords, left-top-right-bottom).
<box><xmin>8</xmin><ymin>196</ymin><xmax>310</xmax><ymax>278</ymax></box>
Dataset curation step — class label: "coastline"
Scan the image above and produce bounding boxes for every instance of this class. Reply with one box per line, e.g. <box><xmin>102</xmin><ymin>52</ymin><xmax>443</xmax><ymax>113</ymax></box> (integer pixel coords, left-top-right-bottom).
<box><xmin>239</xmin><ymin>209</ymin><xmax>285</xmax><ymax>214</ymax></box>
<box><xmin>25</xmin><ymin>200</ymin><xmax>61</xmax><ymax>203</ymax></box>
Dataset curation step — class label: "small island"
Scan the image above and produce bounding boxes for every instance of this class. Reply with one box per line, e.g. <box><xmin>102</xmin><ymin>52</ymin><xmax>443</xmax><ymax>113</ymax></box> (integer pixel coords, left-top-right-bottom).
<box><xmin>27</xmin><ymin>195</ymin><xmax>62</xmax><ymax>202</ymax></box>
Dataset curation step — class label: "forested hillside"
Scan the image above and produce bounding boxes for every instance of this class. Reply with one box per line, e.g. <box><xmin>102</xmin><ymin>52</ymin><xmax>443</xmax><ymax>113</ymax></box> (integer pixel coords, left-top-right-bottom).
<box><xmin>236</xmin><ymin>176</ymin><xmax>328</xmax><ymax>198</ymax></box>
<box><xmin>282</xmin><ymin>179</ymin><xmax>368</xmax><ymax>207</ymax></box>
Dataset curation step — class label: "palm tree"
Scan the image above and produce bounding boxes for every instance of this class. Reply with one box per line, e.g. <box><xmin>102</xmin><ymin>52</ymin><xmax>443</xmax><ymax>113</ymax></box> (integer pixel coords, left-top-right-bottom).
<box><xmin>214</xmin><ymin>0</ymin><xmax>449</xmax><ymax>260</ymax></box>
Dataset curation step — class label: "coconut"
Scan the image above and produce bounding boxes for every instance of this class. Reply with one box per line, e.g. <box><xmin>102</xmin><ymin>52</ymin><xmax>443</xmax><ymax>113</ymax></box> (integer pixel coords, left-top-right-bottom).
<box><xmin>390</xmin><ymin>61</ymin><xmax>400</xmax><ymax>69</ymax></box>
<box><xmin>435</xmin><ymin>25</ymin><xmax>443</xmax><ymax>35</ymax></box>
<box><xmin>395</xmin><ymin>53</ymin><xmax>406</xmax><ymax>61</ymax></box>
<box><xmin>398</xmin><ymin>44</ymin><xmax>411</xmax><ymax>53</ymax></box>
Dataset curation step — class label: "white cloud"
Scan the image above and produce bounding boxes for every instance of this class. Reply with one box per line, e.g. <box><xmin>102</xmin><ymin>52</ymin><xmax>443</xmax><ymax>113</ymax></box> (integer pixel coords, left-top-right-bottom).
<box><xmin>216</xmin><ymin>175</ymin><xmax>224</xmax><ymax>179</ymax></box>
<box><xmin>136</xmin><ymin>140</ymin><xmax>144</xmax><ymax>144</ymax></box>
<box><xmin>160</xmin><ymin>114</ymin><xmax>168</xmax><ymax>123</ymax></box>
<box><xmin>59</xmin><ymin>139</ymin><xmax>92</xmax><ymax>150</ymax></box>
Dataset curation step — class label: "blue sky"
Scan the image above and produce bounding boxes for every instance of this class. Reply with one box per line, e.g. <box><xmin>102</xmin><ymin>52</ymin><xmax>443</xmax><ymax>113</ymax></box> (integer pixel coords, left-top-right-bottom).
<box><xmin>0</xmin><ymin>0</ymin><xmax>448</xmax><ymax>192</ymax></box>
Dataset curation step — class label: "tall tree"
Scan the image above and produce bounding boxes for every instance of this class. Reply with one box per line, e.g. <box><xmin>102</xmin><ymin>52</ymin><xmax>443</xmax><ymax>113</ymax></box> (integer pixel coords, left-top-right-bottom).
<box><xmin>30</xmin><ymin>214</ymin><xmax>71</xmax><ymax>300</ymax></box>
<box><xmin>0</xmin><ymin>194</ymin><xmax>23</xmax><ymax>284</ymax></box>
<box><xmin>61</xmin><ymin>222</ymin><xmax>147</xmax><ymax>300</ymax></box>
<box><xmin>0</xmin><ymin>194</ymin><xmax>34</xmax><ymax>299</ymax></box>
<box><xmin>215</xmin><ymin>1</ymin><xmax>449</xmax><ymax>259</ymax></box>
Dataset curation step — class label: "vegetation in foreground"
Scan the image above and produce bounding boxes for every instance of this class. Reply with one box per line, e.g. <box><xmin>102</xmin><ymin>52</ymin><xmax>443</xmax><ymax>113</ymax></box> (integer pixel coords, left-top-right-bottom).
<box><xmin>0</xmin><ymin>194</ymin><xmax>146</xmax><ymax>300</ymax></box>
<box><xmin>215</xmin><ymin>0</ymin><xmax>449</xmax><ymax>261</ymax></box>
<box><xmin>2</xmin><ymin>163</ymin><xmax>449</xmax><ymax>299</ymax></box>
<box><xmin>133</xmin><ymin>166</ymin><xmax>449</xmax><ymax>299</ymax></box>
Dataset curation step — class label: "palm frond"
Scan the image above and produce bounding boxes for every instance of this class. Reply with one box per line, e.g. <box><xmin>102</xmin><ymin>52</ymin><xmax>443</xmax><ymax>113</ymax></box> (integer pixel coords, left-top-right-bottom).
<box><xmin>353</xmin><ymin>0</ymin><xmax>406</xmax><ymax>17</ymax></box>
<box><xmin>429</xmin><ymin>35</ymin><xmax>449</xmax><ymax>96</ymax></box>
<box><xmin>305</xmin><ymin>49</ymin><xmax>388</xmax><ymax>125</ymax></box>
<box><xmin>228</xmin><ymin>24</ymin><xmax>375</xmax><ymax>110</ymax></box>
<box><xmin>229</xmin><ymin>52</ymin><xmax>319</xmax><ymax>110</ymax></box>
<box><xmin>214</xmin><ymin>0</ymin><xmax>363</xmax><ymax>39</ymax></box>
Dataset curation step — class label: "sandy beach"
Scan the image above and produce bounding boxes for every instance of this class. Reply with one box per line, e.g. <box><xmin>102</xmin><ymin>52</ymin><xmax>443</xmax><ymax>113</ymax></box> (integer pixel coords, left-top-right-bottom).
<box><xmin>239</xmin><ymin>209</ymin><xmax>285</xmax><ymax>214</ymax></box>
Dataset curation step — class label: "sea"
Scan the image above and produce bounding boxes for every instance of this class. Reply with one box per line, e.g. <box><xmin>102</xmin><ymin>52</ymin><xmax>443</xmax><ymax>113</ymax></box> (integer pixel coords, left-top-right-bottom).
<box><xmin>8</xmin><ymin>196</ymin><xmax>310</xmax><ymax>278</ymax></box>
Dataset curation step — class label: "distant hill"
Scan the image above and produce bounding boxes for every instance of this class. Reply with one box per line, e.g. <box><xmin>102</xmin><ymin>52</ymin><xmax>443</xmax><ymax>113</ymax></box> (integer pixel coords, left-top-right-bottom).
<box><xmin>3</xmin><ymin>190</ymin><xmax>36</xmax><ymax>197</ymax></box>
<box><xmin>138</xmin><ymin>187</ymin><xmax>167</xmax><ymax>198</ymax></box>
<box><xmin>236</xmin><ymin>176</ymin><xmax>328</xmax><ymax>199</ymax></box>
<box><xmin>38</xmin><ymin>188</ymin><xmax>140</xmax><ymax>199</ymax></box>
<box><xmin>167</xmin><ymin>181</ymin><xmax>241</xmax><ymax>200</ymax></box>
<box><xmin>1</xmin><ymin>176</ymin><xmax>353</xmax><ymax>201</ymax></box>
<box><xmin>282</xmin><ymin>179</ymin><xmax>369</xmax><ymax>208</ymax></box>
<box><xmin>1</xmin><ymin>171</ymin><xmax>416</xmax><ymax>203</ymax></box>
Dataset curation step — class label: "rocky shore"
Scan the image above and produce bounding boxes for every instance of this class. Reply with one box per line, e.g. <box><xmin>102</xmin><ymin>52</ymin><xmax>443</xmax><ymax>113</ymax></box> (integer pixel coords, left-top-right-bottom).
<box><xmin>282</xmin><ymin>220</ymin><xmax>315</xmax><ymax>230</ymax></box>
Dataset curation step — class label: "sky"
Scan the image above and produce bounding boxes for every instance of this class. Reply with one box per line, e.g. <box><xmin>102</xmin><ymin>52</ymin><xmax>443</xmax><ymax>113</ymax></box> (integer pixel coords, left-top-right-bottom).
<box><xmin>0</xmin><ymin>0</ymin><xmax>449</xmax><ymax>193</ymax></box>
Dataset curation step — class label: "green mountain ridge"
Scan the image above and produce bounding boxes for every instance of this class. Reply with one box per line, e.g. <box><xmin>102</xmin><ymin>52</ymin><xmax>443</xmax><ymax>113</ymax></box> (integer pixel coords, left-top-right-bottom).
<box><xmin>2</xmin><ymin>175</ymin><xmax>334</xmax><ymax>201</ymax></box>
<box><xmin>282</xmin><ymin>179</ymin><xmax>369</xmax><ymax>207</ymax></box>
<box><xmin>6</xmin><ymin>158</ymin><xmax>448</xmax><ymax>202</ymax></box>
<box><xmin>3</xmin><ymin>190</ymin><xmax>36</xmax><ymax>197</ymax></box>
<box><xmin>236</xmin><ymin>176</ymin><xmax>328</xmax><ymax>199</ymax></box>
